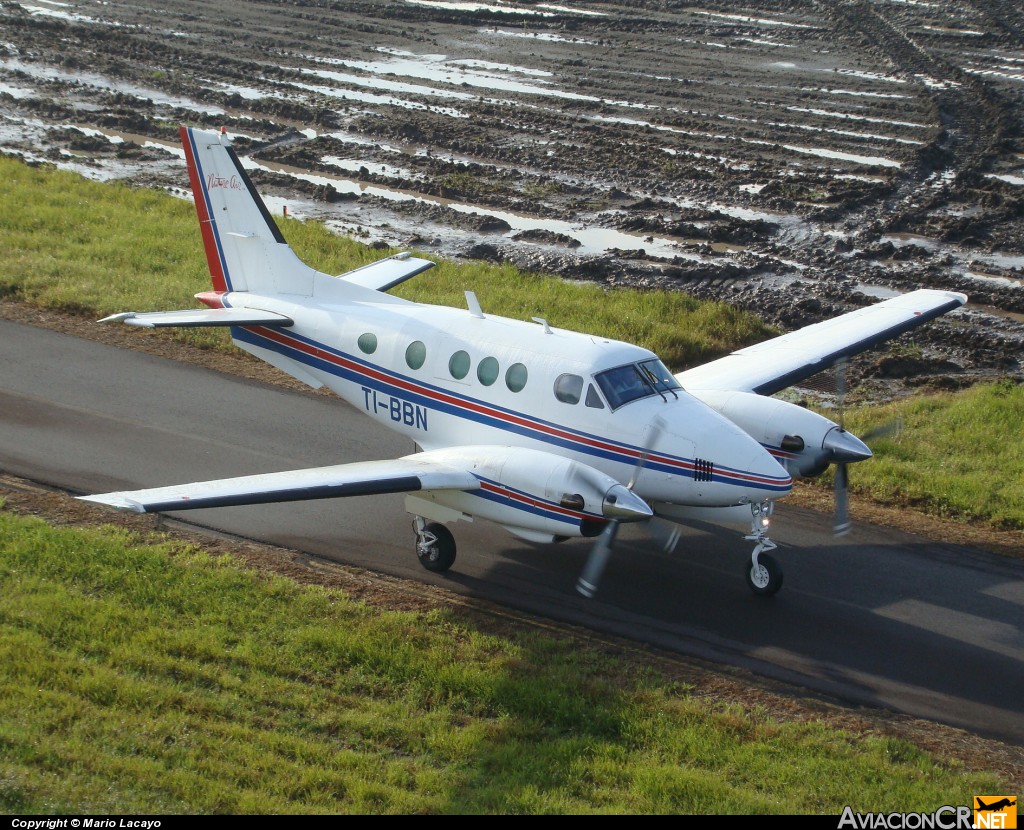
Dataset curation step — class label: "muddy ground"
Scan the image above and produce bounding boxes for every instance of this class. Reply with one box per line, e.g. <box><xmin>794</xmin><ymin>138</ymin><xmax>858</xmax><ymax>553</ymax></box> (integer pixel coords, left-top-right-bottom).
<box><xmin>1</xmin><ymin>0</ymin><xmax>1023</xmax><ymax>400</ymax></box>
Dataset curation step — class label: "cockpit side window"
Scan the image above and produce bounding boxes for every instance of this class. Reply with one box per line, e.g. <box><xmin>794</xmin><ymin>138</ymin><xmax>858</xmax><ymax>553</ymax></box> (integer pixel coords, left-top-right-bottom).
<box><xmin>585</xmin><ymin>383</ymin><xmax>605</xmax><ymax>409</ymax></box>
<box><xmin>554</xmin><ymin>373</ymin><xmax>584</xmax><ymax>404</ymax></box>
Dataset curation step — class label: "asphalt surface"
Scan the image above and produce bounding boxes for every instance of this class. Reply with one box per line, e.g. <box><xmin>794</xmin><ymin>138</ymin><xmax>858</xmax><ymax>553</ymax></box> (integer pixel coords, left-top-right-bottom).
<box><xmin>1</xmin><ymin>317</ymin><xmax>1022</xmax><ymax>746</ymax></box>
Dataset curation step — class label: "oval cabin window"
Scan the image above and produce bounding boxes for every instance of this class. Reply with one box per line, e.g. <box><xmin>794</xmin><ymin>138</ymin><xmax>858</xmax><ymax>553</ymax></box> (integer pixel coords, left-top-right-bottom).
<box><xmin>505</xmin><ymin>362</ymin><xmax>528</xmax><ymax>393</ymax></box>
<box><xmin>405</xmin><ymin>340</ymin><xmax>426</xmax><ymax>370</ymax></box>
<box><xmin>357</xmin><ymin>333</ymin><xmax>377</xmax><ymax>354</ymax></box>
<box><xmin>477</xmin><ymin>356</ymin><xmax>499</xmax><ymax>386</ymax></box>
<box><xmin>449</xmin><ymin>350</ymin><xmax>471</xmax><ymax>380</ymax></box>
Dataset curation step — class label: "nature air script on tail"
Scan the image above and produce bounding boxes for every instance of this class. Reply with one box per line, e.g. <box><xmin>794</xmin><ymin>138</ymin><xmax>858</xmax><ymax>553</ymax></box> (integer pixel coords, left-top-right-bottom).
<box><xmin>80</xmin><ymin>126</ymin><xmax>968</xmax><ymax>599</ymax></box>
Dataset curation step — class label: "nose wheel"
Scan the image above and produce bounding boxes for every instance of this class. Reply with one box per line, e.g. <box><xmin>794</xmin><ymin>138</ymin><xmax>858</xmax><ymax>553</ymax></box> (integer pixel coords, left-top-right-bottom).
<box><xmin>744</xmin><ymin>501</ymin><xmax>782</xmax><ymax>596</ymax></box>
<box><xmin>745</xmin><ymin>548</ymin><xmax>783</xmax><ymax>596</ymax></box>
<box><xmin>414</xmin><ymin>517</ymin><xmax>457</xmax><ymax>573</ymax></box>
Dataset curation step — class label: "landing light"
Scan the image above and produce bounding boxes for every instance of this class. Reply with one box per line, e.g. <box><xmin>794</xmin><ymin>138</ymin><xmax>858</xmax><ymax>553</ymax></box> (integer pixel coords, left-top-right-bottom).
<box><xmin>750</xmin><ymin>500</ymin><xmax>773</xmax><ymax>528</ymax></box>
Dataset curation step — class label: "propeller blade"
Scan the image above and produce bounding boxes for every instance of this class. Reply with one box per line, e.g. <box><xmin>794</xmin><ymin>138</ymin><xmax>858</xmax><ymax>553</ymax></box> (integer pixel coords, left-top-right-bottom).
<box><xmin>646</xmin><ymin>517</ymin><xmax>682</xmax><ymax>554</ymax></box>
<box><xmin>577</xmin><ymin>417</ymin><xmax>661</xmax><ymax>597</ymax></box>
<box><xmin>833</xmin><ymin>462</ymin><xmax>851</xmax><ymax>536</ymax></box>
<box><xmin>861</xmin><ymin>418</ymin><xmax>903</xmax><ymax>443</ymax></box>
<box><xmin>834</xmin><ymin>357</ymin><xmax>848</xmax><ymax>430</ymax></box>
<box><xmin>576</xmin><ymin>520</ymin><xmax>620</xmax><ymax>598</ymax></box>
<box><xmin>627</xmin><ymin>417</ymin><xmax>665</xmax><ymax>490</ymax></box>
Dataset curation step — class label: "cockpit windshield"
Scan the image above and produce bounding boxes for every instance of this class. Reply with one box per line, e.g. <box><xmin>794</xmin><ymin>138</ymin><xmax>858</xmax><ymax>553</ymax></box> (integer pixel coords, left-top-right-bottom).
<box><xmin>594</xmin><ymin>359</ymin><xmax>682</xmax><ymax>410</ymax></box>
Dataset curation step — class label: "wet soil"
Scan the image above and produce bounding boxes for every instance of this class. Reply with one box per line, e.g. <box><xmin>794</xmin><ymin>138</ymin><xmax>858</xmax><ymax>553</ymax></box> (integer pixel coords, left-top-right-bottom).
<box><xmin>1</xmin><ymin>0</ymin><xmax>1023</xmax><ymax>399</ymax></box>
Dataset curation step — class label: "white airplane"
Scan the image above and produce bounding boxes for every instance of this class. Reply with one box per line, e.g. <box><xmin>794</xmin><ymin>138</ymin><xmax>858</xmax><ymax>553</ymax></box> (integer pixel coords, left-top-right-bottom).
<box><xmin>80</xmin><ymin>127</ymin><xmax>968</xmax><ymax>598</ymax></box>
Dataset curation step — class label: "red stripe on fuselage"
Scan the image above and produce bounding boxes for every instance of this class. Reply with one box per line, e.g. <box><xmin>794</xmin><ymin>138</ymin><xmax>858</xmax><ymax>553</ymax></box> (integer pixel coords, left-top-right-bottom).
<box><xmin>180</xmin><ymin>127</ymin><xmax>228</xmax><ymax>293</ymax></box>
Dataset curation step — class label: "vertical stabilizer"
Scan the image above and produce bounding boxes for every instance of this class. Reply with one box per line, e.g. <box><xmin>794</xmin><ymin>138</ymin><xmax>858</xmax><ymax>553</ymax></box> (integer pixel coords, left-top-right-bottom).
<box><xmin>180</xmin><ymin>126</ymin><xmax>319</xmax><ymax>297</ymax></box>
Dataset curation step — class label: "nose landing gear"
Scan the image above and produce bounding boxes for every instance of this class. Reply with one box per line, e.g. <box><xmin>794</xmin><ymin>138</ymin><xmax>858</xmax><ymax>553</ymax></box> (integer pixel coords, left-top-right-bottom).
<box><xmin>744</xmin><ymin>501</ymin><xmax>782</xmax><ymax>596</ymax></box>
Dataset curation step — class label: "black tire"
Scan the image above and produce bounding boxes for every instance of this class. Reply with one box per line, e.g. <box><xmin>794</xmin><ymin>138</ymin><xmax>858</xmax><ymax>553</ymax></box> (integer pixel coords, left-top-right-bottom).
<box><xmin>745</xmin><ymin>552</ymin><xmax>783</xmax><ymax>596</ymax></box>
<box><xmin>417</xmin><ymin>522</ymin><xmax>456</xmax><ymax>573</ymax></box>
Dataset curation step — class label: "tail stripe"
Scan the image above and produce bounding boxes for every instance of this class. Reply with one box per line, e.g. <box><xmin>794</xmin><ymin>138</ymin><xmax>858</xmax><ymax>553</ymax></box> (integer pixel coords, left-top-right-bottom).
<box><xmin>180</xmin><ymin>126</ymin><xmax>230</xmax><ymax>292</ymax></box>
<box><xmin>223</xmin><ymin>143</ymin><xmax>287</xmax><ymax>245</ymax></box>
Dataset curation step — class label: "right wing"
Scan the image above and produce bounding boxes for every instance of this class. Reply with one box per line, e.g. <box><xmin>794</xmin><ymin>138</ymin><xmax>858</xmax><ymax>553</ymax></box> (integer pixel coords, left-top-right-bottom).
<box><xmin>78</xmin><ymin>455</ymin><xmax>480</xmax><ymax>514</ymax></box>
<box><xmin>676</xmin><ymin>288</ymin><xmax>967</xmax><ymax>395</ymax></box>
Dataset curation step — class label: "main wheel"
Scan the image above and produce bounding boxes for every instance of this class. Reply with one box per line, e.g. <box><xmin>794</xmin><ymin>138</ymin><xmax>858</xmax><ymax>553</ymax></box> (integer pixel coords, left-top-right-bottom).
<box><xmin>416</xmin><ymin>522</ymin><xmax>456</xmax><ymax>573</ymax></box>
<box><xmin>745</xmin><ymin>552</ymin><xmax>783</xmax><ymax>596</ymax></box>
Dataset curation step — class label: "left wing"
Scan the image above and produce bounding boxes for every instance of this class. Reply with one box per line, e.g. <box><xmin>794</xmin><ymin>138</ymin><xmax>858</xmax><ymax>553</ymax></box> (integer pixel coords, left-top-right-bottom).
<box><xmin>78</xmin><ymin>455</ymin><xmax>480</xmax><ymax>513</ymax></box>
<box><xmin>676</xmin><ymin>288</ymin><xmax>967</xmax><ymax>394</ymax></box>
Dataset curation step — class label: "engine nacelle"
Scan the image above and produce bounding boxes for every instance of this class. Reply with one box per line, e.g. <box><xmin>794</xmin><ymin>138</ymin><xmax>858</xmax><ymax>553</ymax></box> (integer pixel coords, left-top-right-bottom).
<box><xmin>407</xmin><ymin>445</ymin><xmax>651</xmax><ymax>541</ymax></box>
<box><xmin>687</xmin><ymin>389</ymin><xmax>870</xmax><ymax>478</ymax></box>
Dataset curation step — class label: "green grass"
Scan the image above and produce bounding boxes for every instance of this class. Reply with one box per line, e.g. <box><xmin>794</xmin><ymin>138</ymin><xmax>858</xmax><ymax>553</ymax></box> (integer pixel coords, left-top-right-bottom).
<box><xmin>0</xmin><ymin>507</ymin><xmax>1005</xmax><ymax>813</ymax></box>
<box><xmin>833</xmin><ymin>379</ymin><xmax>1024</xmax><ymax>530</ymax></box>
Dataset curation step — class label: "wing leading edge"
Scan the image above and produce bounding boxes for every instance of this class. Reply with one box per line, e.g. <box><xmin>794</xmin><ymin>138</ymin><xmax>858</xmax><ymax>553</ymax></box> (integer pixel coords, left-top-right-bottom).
<box><xmin>676</xmin><ymin>288</ymin><xmax>967</xmax><ymax>395</ymax></box>
<box><xmin>78</xmin><ymin>456</ymin><xmax>481</xmax><ymax>514</ymax></box>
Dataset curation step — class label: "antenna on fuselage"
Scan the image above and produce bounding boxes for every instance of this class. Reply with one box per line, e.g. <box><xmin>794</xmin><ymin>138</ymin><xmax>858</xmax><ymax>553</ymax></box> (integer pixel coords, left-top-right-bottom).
<box><xmin>465</xmin><ymin>291</ymin><xmax>484</xmax><ymax>319</ymax></box>
<box><xmin>532</xmin><ymin>316</ymin><xmax>553</xmax><ymax>334</ymax></box>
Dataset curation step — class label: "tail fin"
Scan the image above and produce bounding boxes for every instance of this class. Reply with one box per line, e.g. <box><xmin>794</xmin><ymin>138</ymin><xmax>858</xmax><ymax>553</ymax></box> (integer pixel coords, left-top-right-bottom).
<box><xmin>180</xmin><ymin>126</ymin><xmax>319</xmax><ymax>297</ymax></box>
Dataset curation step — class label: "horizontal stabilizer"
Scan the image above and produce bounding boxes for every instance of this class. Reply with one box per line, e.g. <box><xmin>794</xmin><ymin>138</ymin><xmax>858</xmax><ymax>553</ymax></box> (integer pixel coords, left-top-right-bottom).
<box><xmin>77</xmin><ymin>456</ymin><xmax>481</xmax><ymax>514</ymax></box>
<box><xmin>339</xmin><ymin>252</ymin><xmax>436</xmax><ymax>292</ymax></box>
<box><xmin>98</xmin><ymin>308</ymin><xmax>294</xmax><ymax>328</ymax></box>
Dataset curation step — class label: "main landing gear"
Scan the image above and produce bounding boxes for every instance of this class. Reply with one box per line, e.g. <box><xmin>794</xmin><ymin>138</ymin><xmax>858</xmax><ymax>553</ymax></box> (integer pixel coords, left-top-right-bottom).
<box><xmin>744</xmin><ymin>501</ymin><xmax>783</xmax><ymax>597</ymax></box>
<box><xmin>414</xmin><ymin>517</ymin><xmax>456</xmax><ymax>573</ymax></box>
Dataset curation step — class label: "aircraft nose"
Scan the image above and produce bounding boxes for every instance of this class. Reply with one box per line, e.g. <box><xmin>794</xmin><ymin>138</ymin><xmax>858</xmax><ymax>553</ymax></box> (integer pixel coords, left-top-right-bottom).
<box><xmin>602</xmin><ymin>484</ymin><xmax>653</xmax><ymax>522</ymax></box>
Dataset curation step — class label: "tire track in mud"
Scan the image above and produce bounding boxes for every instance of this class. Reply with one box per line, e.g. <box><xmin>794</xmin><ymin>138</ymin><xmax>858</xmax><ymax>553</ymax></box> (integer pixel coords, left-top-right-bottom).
<box><xmin>813</xmin><ymin>0</ymin><xmax>1007</xmax><ymax>226</ymax></box>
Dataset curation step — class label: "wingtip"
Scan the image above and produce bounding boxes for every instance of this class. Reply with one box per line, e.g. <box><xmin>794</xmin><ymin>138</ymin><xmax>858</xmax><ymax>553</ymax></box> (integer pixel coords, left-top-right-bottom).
<box><xmin>76</xmin><ymin>494</ymin><xmax>147</xmax><ymax>513</ymax></box>
<box><xmin>97</xmin><ymin>312</ymin><xmax>136</xmax><ymax>324</ymax></box>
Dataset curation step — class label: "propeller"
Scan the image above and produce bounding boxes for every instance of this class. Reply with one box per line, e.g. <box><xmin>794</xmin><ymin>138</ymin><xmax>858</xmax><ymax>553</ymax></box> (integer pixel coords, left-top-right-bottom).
<box><xmin>576</xmin><ymin>419</ymin><xmax>663</xmax><ymax>598</ymax></box>
<box><xmin>828</xmin><ymin>358</ymin><xmax>874</xmax><ymax>536</ymax></box>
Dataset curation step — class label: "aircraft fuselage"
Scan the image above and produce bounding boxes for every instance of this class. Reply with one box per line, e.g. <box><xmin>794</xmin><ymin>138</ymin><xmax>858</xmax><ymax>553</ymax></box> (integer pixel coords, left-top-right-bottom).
<box><xmin>213</xmin><ymin>289</ymin><xmax>792</xmax><ymax>521</ymax></box>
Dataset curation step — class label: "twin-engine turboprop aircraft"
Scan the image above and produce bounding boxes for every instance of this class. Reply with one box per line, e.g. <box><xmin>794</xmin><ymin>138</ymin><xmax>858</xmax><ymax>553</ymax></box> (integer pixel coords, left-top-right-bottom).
<box><xmin>80</xmin><ymin>127</ymin><xmax>968</xmax><ymax>598</ymax></box>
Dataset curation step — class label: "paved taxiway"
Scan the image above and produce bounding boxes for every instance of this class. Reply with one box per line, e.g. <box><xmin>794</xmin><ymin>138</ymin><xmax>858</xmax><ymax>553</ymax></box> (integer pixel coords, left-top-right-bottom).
<box><xmin>1</xmin><ymin>318</ymin><xmax>1022</xmax><ymax>746</ymax></box>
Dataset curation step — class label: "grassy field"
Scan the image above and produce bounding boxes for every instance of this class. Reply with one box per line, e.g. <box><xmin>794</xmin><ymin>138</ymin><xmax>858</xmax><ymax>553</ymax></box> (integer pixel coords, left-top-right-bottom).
<box><xmin>0</xmin><ymin>154</ymin><xmax>772</xmax><ymax>367</ymax></box>
<box><xmin>838</xmin><ymin>381</ymin><xmax>1024</xmax><ymax>530</ymax></box>
<box><xmin>0</xmin><ymin>506</ymin><xmax>1007</xmax><ymax>814</ymax></box>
